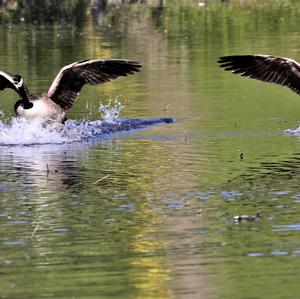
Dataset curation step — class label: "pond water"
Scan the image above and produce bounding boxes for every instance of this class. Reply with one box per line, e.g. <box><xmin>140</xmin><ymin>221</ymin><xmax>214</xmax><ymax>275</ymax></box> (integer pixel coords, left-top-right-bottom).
<box><xmin>1</xmin><ymin>2</ymin><xmax>300</xmax><ymax>298</ymax></box>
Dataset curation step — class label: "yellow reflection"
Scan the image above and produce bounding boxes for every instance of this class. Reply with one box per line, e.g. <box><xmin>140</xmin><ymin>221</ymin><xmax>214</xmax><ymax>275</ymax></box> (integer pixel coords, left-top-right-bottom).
<box><xmin>84</xmin><ymin>13</ymin><xmax>111</xmax><ymax>59</ymax></box>
<box><xmin>131</xmin><ymin>231</ymin><xmax>171</xmax><ymax>299</ymax></box>
<box><xmin>126</xmin><ymin>201</ymin><xmax>171</xmax><ymax>298</ymax></box>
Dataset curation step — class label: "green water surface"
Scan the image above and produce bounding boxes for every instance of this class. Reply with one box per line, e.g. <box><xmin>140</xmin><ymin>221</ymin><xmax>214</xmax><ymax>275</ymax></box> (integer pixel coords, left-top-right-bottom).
<box><xmin>1</xmin><ymin>2</ymin><xmax>300</xmax><ymax>298</ymax></box>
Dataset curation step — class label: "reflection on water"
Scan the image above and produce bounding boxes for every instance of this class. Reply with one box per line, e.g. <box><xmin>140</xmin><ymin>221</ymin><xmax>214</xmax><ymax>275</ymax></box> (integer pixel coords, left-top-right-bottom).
<box><xmin>2</xmin><ymin>2</ymin><xmax>300</xmax><ymax>299</ymax></box>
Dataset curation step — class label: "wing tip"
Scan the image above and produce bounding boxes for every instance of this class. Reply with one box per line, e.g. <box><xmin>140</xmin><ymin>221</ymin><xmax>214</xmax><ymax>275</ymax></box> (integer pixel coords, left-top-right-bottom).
<box><xmin>218</xmin><ymin>54</ymin><xmax>271</xmax><ymax>64</ymax></box>
<box><xmin>120</xmin><ymin>60</ymin><xmax>143</xmax><ymax>71</ymax></box>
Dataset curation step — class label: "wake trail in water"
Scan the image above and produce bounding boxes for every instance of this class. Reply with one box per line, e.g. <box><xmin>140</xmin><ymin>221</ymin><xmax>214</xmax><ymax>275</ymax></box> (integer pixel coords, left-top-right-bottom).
<box><xmin>0</xmin><ymin>99</ymin><xmax>173</xmax><ymax>146</ymax></box>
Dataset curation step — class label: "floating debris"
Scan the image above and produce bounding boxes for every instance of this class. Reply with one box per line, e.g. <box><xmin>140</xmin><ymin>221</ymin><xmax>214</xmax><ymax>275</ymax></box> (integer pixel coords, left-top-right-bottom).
<box><xmin>163</xmin><ymin>103</ymin><xmax>170</xmax><ymax>112</ymax></box>
<box><xmin>93</xmin><ymin>174</ymin><xmax>110</xmax><ymax>185</ymax></box>
<box><xmin>31</xmin><ymin>221</ymin><xmax>42</xmax><ymax>238</ymax></box>
<box><xmin>184</xmin><ymin>130</ymin><xmax>188</xmax><ymax>142</ymax></box>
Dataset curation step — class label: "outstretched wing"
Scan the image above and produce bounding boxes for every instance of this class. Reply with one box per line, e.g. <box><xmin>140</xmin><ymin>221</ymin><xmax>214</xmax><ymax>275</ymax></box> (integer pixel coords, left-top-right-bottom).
<box><xmin>0</xmin><ymin>71</ymin><xmax>20</xmax><ymax>94</ymax></box>
<box><xmin>218</xmin><ymin>55</ymin><xmax>300</xmax><ymax>95</ymax></box>
<box><xmin>47</xmin><ymin>59</ymin><xmax>142</xmax><ymax>110</ymax></box>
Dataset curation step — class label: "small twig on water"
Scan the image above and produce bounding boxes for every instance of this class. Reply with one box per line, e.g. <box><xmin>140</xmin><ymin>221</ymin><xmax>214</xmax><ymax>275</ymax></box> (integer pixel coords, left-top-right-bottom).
<box><xmin>163</xmin><ymin>103</ymin><xmax>170</xmax><ymax>112</ymax></box>
<box><xmin>31</xmin><ymin>221</ymin><xmax>42</xmax><ymax>238</ymax></box>
<box><xmin>92</xmin><ymin>174</ymin><xmax>110</xmax><ymax>185</ymax></box>
<box><xmin>184</xmin><ymin>130</ymin><xmax>188</xmax><ymax>142</ymax></box>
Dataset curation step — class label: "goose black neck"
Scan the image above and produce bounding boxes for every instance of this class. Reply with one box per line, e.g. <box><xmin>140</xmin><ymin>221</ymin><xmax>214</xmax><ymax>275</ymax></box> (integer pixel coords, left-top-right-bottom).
<box><xmin>18</xmin><ymin>85</ymin><xmax>33</xmax><ymax>109</ymax></box>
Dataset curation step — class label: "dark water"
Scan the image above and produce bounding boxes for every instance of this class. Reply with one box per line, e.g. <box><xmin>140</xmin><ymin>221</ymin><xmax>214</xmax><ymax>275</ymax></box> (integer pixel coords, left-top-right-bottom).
<box><xmin>1</xmin><ymin>2</ymin><xmax>300</xmax><ymax>298</ymax></box>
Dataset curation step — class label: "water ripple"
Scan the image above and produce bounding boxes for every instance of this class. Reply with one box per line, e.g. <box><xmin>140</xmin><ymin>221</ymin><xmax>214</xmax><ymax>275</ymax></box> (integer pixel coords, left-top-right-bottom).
<box><xmin>272</xmin><ymin>223</ymin><xmax>300</xmax><ymax>231</ymax></box>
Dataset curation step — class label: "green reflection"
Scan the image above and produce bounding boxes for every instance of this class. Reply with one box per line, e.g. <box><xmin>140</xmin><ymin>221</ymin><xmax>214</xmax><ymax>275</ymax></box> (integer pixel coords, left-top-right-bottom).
<box><xmin>1</xmin><ymin>2</ymin><xmax>300</xmax><ymax>299</ymax></box>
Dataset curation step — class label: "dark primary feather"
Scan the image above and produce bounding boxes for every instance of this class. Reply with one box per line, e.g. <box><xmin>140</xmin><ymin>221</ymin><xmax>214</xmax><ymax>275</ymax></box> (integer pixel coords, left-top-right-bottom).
<box><xmin>218</xmin><ymin>55</ymin><xmax>300</xmax><ymax>95</ymax></box>
<box><xmin>47</xmin><ymin>59</ymin><xmax>142</xmax><ymax>110</ymax></box>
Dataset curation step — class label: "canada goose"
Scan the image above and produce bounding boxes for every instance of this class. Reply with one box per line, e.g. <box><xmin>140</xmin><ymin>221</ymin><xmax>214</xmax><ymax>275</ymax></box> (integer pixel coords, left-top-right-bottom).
<box><xmin>218</xmin><ymin>55</ymin><xmax>300</xmax><ymax>95</ymax></box>
<box><xmin>0</xmin><ymin>59</ymin><xmax>142</xmax><ymax>122</ymax></box>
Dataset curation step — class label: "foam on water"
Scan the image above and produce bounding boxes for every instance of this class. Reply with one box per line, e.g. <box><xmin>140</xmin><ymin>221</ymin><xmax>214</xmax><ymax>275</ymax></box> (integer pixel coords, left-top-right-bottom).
<box><xmin>285</xmin><ymin>126</ymin><xmax>300</xmax><ymax>135</ymax></box>
<box><xmin>0</xmin><ymin>99</ymin><xmax>173</xmax><ymax>146</ymax></box>
<box><xmin>0</xmin><ymin>117</ymin><xmax>72</xmax><ymax>145</ymax></box>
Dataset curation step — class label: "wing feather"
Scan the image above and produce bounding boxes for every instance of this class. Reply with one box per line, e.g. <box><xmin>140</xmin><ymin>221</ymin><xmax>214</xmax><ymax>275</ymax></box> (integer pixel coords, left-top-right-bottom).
<box><xmin>218</xmin><ymin>55</ymin><xmax>300</xmax><ymax>95</ymax></box>
<box><xmin>47</xmin><ymin>59</ymin><xmax>142</xmax><ymax>110</ymax></box>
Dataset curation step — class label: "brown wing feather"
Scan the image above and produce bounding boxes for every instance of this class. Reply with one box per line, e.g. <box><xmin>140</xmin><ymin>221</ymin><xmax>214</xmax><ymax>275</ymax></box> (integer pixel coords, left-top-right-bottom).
<box><xmin>218</xmin><ymin>55</ymin><xmax>300</xmax><ymax>95</ymax></box>
<box><xmin>47</xmin><ymin>59</ymin><xmax>142</xmax><ymax>110</ymax></box>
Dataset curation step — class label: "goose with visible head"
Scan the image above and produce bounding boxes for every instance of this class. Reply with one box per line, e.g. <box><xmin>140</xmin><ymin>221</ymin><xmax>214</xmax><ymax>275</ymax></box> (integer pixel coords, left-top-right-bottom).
<box><xmin>218</xmin><ymin>55</ymin><xmax>300</xmax><ymax>95</ymax></box>
<box><xmin>0</xmin><ymin>59</ymin><xmax>142</xmax><ymax>122</ymax></box>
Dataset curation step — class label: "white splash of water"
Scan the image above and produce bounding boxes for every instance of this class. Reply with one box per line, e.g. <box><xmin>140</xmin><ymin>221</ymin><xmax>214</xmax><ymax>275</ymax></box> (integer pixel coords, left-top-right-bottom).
<box><xmin>99</xmin><ymin>98</ymin><xmax>125</xmax><ymax>123</ymax></box>
<box><xmin>0</xmin><ymin>99</ymin><xmax>172</xmax><ymax>146</ymax></box>
<box><xmin>0</xmin><ymin>99</ymin><xmax>125</xmax><ymax>146</ymax></box>
<box><xmin>285</xmin><ymin>126</ymin><xmax>300</xmax><ymax>135</ymax></box>
<box><xmin>0</xmin><ymin>117</ymin><xmax>73</xmax><ymax>145</ymax></box>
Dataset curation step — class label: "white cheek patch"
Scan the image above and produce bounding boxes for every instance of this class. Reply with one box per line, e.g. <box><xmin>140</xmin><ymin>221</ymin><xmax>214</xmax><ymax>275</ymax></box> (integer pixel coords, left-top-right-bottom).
<box><xmin>16</xmin><ymin>78</ymin><xmax>23</xmax><ymax>88</ymax></box>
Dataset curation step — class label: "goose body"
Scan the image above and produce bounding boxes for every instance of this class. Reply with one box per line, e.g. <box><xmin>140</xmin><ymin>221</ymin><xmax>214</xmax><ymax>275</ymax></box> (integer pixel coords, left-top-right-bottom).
<box><xmin>0</xmin><ymin>59</ymin><xmax>142</xmax><ymax>122</ymax></box>
<box><xmin>218</xmin><ymin>55</ymin><xmax>300</xmax><ymax>95</ymax></box>
<box><xmin>15</xmin><ymin>96</ymin><xmax>64</xmax><ymax>122</ymax></box>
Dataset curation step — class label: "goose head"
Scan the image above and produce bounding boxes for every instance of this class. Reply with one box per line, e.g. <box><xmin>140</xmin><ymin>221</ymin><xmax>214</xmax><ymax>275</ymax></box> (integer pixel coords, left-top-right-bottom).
<box><xmin>11</xmin><ymin>74</ymin><xmax>33</xmax><ymax>110</ymax></box>
<box><xmin>12</xmin><ymin>74</ymin><xmax>23</xmax><ymax>88</ymax></box>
